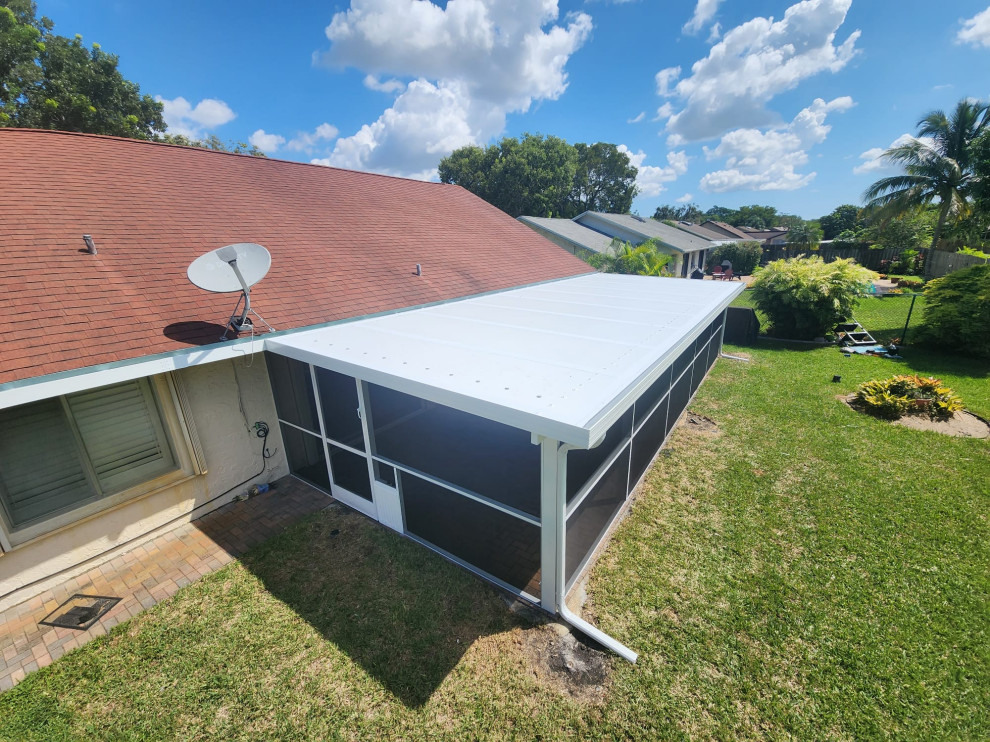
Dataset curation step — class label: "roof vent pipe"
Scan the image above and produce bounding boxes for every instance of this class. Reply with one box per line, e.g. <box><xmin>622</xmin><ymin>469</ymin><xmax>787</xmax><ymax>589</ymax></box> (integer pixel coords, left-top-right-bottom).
<box><xmin>82</xmin><ymin>235</ymin><xmax>97</xmax><ymax>255</ymax></box>
<box><xmin>415</xmin><ymin>263</ymin><xmax>422</xmax><ymax>276</ymax></box>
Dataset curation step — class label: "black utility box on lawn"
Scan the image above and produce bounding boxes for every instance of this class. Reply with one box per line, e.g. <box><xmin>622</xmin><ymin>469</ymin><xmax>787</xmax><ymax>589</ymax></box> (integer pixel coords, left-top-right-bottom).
<box><xmin>723</xmin><ymin>306</ymin><xmax>759</xmax><ymax>345</ymax></box>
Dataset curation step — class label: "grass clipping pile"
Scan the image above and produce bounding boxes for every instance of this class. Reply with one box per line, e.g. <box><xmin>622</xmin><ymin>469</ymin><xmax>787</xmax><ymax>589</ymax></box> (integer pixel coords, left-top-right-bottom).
<box><xmin>847</xmin><ymin>374</ymin><xmax>988</xmax><ymax>438</ymax></box>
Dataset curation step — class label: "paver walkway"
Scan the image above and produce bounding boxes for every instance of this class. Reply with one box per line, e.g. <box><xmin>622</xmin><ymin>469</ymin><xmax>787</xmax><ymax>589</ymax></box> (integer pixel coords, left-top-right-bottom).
<box><xmin>0</xmin><ymin>477</ymin><xmax>330</xmax><ymax>692</ymax></box>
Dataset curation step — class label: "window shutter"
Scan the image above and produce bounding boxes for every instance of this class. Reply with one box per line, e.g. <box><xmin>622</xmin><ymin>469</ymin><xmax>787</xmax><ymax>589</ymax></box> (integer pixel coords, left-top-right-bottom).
<box><xmin>67</xmin><ymin>379</ymin><xmax>176</xmax><ymax>495</ymax></box>
<box><xmin>0</xmin><ymin>398</ymin><xmax>92</xmax><ymax>528</ymax></box>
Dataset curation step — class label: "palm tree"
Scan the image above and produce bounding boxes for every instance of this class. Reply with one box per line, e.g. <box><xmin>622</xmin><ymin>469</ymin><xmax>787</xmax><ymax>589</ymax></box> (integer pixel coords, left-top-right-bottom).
<box><xmin>863</xmin><ymin>99</ymin><xmax>990</xmax><ymax>255</ymax></box>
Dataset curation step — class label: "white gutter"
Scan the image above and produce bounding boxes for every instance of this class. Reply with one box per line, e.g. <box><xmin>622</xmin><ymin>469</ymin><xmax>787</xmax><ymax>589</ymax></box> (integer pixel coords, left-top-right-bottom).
<box><xmin>553</xmin><ymin>441</ymin><xmax>638</xmax><ymax>664</ymax></box>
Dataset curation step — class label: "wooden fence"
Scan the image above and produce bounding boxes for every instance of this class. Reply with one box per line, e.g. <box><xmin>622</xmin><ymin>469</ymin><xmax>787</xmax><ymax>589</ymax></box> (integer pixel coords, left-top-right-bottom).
<box><xmin>759</xmin><ymin>245</ymin><xmax>987</xmax><ymax>279</ymax></box>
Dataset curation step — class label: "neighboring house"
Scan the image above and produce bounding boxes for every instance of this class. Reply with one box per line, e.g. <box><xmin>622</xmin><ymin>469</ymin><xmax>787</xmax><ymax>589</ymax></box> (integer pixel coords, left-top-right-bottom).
<box><xmin>0</xmin><ymin>130</ymin><xmax>743</xmax><ymax>656</ymax></box>
<box><xmin>571</xmin><ymin>212</ymin><xmax>714</xmax><ymax>277</ymax></box>
<box><xmin>515</xmin><ymin>216</ymin><xmax>614</xmax><ymax>259</ymax></box>
<box><xmin>700</xmin><ymin>221</ymin><xmax>754</xmax><ymax>241</ymax></box>
<box><xmin>666</xmin><ymin>221</ymin><xmax>738</xmax><ymax>244</ymax></box>
<box><xmin>739</xmin><ymin>227</ymin><xmax>789</xmax><ymax>246</ymax></box>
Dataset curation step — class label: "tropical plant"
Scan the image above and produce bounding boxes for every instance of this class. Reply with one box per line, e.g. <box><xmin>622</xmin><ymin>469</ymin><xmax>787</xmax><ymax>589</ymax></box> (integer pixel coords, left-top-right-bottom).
<box><xmin>705</xmin><ymin>241</ymin><xmax>763</xmax><ymax>276</ymax></box>
<box><xmin>749</xmin><ymin>256</ymin><xmax>876</xmax><ymax>339</ymax></box>
<box><xmin>854</xmin><ymin>375</ymin><xmax>963</xmax><ymax>420</ymax></box>
<box><xmin>586</xmin><ymin>238</ymin><xmax>671</xmax><ymax>276</ymax></box>
<box><xmin>863</xmin><ymin>99</ymin><xmax>990</xmax><ymax>255</ymax></box>
<box><xmin>786</xmin><ymin>222</ymin><xmax>824</xmax><ymax>251</ymax></box>
<box><xmin>915</xmin><ymin>264</ymin><xmax>990</xmax><ymax>357</ymax></box>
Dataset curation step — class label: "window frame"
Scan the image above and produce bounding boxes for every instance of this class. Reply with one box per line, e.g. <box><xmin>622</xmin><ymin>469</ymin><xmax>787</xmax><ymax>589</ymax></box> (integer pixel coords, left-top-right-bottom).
<box><xmin>0</xmin><ymin>374</ymin><xmax>200</xmax><ymax>549</ymax></box>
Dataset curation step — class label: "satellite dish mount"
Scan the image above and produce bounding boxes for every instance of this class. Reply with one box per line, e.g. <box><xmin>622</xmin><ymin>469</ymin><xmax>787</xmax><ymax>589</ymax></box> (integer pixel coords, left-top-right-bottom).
<box><xmin>187</xmin><ymin>243</ymin><xmax>276</xmax><ymax>340</ymax></box>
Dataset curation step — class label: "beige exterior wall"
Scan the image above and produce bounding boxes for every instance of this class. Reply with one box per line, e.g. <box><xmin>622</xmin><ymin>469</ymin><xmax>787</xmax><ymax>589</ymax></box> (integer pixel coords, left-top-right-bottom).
<box><xmin>0</xmin><ymin>356</ymin><xmax>289</xmax><ymax>612</ymax></box>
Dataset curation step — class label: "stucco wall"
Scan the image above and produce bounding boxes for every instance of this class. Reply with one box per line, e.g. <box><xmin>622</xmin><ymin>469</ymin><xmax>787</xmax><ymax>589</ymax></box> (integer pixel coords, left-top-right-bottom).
<box><xmin>0</xmin><ymin>356</ymin><xmax>288</xmax><ymax>612</ymax></box>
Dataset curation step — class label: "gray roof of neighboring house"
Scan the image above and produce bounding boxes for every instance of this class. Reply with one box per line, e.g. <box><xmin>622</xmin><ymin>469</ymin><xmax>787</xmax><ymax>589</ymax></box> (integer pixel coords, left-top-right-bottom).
<box><xmin>700</xmin><ymin>221</ymin><xmax>755</xmax><ymax>240</ymax></box>
<box><xmin>517</xmin><ymin>216</ymin><xmax>615</xmax><ymax>254</ymax></box>
<box><xmin>576</xmin><ymin>212</ymin><xmax>713</xmax><ymax>253</ymax></box>
<box><xmin>670</xmin><ymin>221</ymin><xmax>737</xmax><ymax>242</ymax></box>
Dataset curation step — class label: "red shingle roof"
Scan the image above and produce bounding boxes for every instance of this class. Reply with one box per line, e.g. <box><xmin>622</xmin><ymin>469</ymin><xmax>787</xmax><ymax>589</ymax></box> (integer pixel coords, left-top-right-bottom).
<box><xmin>0</xmin><ymin>130</ymin><xmax>592</xmax><ymax>386</ymax></box>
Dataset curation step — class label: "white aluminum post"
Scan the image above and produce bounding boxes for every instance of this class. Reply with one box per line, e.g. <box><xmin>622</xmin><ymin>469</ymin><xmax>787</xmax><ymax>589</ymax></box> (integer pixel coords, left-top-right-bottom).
<box><xmin>538</xmin><ymin>435</ymin><xmax>560</xmax><ymax>612</ymax></box>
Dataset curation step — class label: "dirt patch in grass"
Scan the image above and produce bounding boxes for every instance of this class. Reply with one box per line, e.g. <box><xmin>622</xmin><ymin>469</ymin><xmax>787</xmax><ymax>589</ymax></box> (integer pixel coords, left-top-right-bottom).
<box><xmin>516</xmin><ymin>622</ymin><xmax>611</xmax><ymax>705</ymax></box>
<box><xmin>841</xmin><ymin>395</ymin><xmax>990</xmax><ymax>438</ymax></box>
<box><xmin>683</xmin><ymin>412</ymin><xmax>720</xmax><ymax>434</ymax></box>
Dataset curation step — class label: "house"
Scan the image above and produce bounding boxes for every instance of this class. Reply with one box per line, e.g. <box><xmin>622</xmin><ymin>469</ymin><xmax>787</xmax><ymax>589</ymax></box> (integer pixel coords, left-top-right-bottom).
<box><xmin>570</xmin><ymin>212</ymin><xmax>714</xmax><ymax>277</ymax></box>
<box><xmin>667</xmin><ymin>221</ymin><xmax>739</xmax><ymax>244</ymax></box>
<box><xmin>738</xmin><ymin>226</ymin><xmax>790</xmax><ymax>246</ymax></box>
<box><xmin>699</xmin><ymin>220</ymin><xmax>754</xmax><ymax>241</ymax></box>
<box><xmin>515</xmin><ymin>216</ymin><xmax>615</xmax><ymax>259</ymax></box>
<box><xmin>0</xmin><ymin>130</ymin><xmax>744</xmax><ymax>658</ymax></box>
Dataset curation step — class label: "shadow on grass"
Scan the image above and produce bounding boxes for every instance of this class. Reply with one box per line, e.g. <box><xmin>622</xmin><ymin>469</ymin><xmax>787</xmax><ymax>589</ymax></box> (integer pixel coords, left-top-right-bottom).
<box><xmin>894</xmin><ymin>347</ymin><xmax>990</xmax><ymax>380</ymax></box>
<box><xmin>205</xmin><ymin>503</ymin><xmax>521</xmax><ymax>709</ymax></box>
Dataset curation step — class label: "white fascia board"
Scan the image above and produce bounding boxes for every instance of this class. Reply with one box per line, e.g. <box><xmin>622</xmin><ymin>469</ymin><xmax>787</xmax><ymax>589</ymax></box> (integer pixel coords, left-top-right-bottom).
<box><xmin>582</xmin><ymin>283</ymin><xmax>744</xmax><ymax>444</ymax></box>
<box><xmin>0</xmin><ymin>341</ymin><xmax>261</xmax><ymax>411</ymax></box>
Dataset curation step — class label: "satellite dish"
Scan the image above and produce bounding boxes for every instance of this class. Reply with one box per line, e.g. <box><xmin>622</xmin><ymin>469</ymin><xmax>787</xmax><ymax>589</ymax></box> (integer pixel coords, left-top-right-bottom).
<box><xmin>188</xmin><ymin>242</ymin><xmax>271</xmax><ymax>293</ymax></box>
<box><xmin>187</xmin><ymin>243</ymin><xmax>274</xmax><ymax>339</ymax></box>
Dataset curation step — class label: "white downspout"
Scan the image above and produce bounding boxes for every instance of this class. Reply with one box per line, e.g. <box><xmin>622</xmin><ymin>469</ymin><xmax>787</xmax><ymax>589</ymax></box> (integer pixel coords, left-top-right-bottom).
<box><xmin>552</xmin><ymin>441</ymin><xmax>639</xmax><ymax>664</ymax></box>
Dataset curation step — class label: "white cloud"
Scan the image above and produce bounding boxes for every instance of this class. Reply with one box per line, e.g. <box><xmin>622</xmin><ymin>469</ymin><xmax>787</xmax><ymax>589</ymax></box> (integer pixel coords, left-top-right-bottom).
<box><xmin>653</xmin><ymin>102</ymin><xmax>675</xmax><ymax>121</ymax></box>
<box><xmin>655</xmin><ymin>66</ymin><xmax>681</xmax><ymax>96</ymax></box>
<box><xmin>957</xmin><ymin>7</ymin><xmax>990</xmax><ymax>48</ymax></box>
<box><xmin>707</xmin><ymin>22</ymin><xmax>722</xmax><ymax>43</ymax></box>
<box><xmin>619</xmin><ymin>144</ymin><xmax>689</xmax><ymax>197</ymax></box>
<box><xmin>683</xmin><ymin>0</ymin><xmax>723</xmax><ymax>35</ymax></box>
<box><xmin>700</xmin><ymin>96</ymin><xmax>852</xmax><ymax>192</ymax></box>
<box><xmin>627</xmin><ymin>111</ymin><xmax>646</xmax><ymax>123</ymax></box>
<box><xmin>662</xmin><ymin>0</ymin><xmax>860</xmax><ymax>143</ymax></box>
<box><xmin>318</xmin><ymin>0</ymin><xmax>592</xmax><ymax>178</ymax></box>
<box><xmin>249</xmin><ymin>129</ymin><xmax>286</xmax><ymax>153</ymax></box>
<box><xmin>852</xmin><ymin>133</ymin><xmax>916</xmax><ymax>175</ymax></box>
<box><xmin>675</xmin><ymin>193</ymin><xmax>694</xmax><ymax>203</ymax></box>
<box><xmin>156</xmin><ymin>96</ymin><xmax>236</xmax><ymax>138</ymax></box>
<box><xmin>286</xmin><ymin>123</ymin><xmax>340</xmax><ymax>153</ymax></box>
<box><xmin>364</xmin><ymin>74</ymin><xmax>406</xmax><ymax>94</ymax></box>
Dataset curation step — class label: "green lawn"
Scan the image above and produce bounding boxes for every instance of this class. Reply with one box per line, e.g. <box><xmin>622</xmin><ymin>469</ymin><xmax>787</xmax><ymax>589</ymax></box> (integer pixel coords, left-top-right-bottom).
<box><xmin>1</xmin><ymin>344</ymin><xmax>987</xmax><ymax>741</ymax></box>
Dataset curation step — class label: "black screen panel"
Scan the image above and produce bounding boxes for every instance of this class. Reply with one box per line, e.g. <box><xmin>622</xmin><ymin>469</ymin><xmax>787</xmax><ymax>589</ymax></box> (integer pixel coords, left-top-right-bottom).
<box><xmin>402</xmin><ymin>472</ymin><xmax>541</xmax><ymax>595</ymax></box>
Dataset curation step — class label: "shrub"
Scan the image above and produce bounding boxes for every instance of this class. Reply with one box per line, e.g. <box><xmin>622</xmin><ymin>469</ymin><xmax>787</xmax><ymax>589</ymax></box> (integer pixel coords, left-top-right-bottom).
<box><xmin>749</xmin><ymin>256</ymin><xmax>876</xmax><ymax>339</ymax></box>
<box><xmin>706</xmin><ymin>241</ymin><xmax>762</xmax><ymax>276</ymax></box>
<box><xmin>896</xmin><ymin>278</ymin><xmax>924</xmax><ymax>290</ymax></box>
<box><xmin>854</xmin><ymin>375</ymin><xmax>964</xmax><ymax>420</ymax></box>
<box><xmin>915</xmin><ymin>264</ymin><xmax>990</xmax><ymax>357</ymax></box>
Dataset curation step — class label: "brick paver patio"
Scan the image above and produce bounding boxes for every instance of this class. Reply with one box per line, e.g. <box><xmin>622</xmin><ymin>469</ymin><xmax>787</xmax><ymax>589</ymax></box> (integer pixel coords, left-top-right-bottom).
<box><xmin>0</xmin><ymin>477</ymin><xmax>330</xmax><ymax>692</ymax></box>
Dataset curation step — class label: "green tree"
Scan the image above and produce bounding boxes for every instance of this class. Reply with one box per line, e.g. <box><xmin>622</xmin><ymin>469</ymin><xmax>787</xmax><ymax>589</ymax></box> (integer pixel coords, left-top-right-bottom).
<box><xmin>859</xmin><ymin>210</ymin><xmax>933</xmax><ymax>250</ymax></box>
<box><xmin>863</xmin><ymin>99</ymin><xmax>990</xmax><ymax>254</ymax></box>
<box><xmin>439</xmin><ymin>135</ymin><xmax>637</xmax><ymax>218</ymax></box>
<box><xmin>439</xmin><ymin>134</ymin><xmax>576</xmax><ymax>217</ymax></box>
<box><xmin>569</xmin><ymin>142</ymin><xmax>637</xmax><ymax>215</ymax></box>
<box><xmin>653</xmin><ymin>203</ymin><xmax>705</xmax><ymax>222</ymax></box>
<box><xmin>704</xmin><ymin>205</ymin><xmax>738</xmax><ymax>222</ymax></box>
<box><xmin>0</xmin><ymin>1</ymin><xmax>42</xmax><ymax>116</ymax></box>
<box><xmin>786</xmin><ymin>222</ymin><xmax>824</xmax><ymax>251</ymax></box>
<box><xmin>0</xmin><ymin>0</ymin><xmax>164</xmax><ymax>137</ymax></box>
<box><xmin>734</xmin><ymin>205</ymin><xmax>779</xmax><ymax>229</ymax></box>
<box><xmin>819</xmin><ymin>204</ymin><xmax>863</xmax><ymax>239</ymax></box>
<box><xmin>161</xmin><ymin>133</ymin><xmax>267</xmax><ymax>157</ymax></box>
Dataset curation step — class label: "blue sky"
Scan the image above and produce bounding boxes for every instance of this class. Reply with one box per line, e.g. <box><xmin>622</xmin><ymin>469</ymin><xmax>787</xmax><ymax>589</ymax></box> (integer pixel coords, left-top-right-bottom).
<box><xmin>35</xmin><ymin>0</ymin><xmax>990</xmax><ymax>220</ymax></box>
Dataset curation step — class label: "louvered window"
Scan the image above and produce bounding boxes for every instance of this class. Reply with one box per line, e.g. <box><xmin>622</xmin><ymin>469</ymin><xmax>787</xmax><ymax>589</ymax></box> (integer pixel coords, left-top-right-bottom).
<box><xmin>0</xmin><ymin>379</ymin><xmax>177</xmax><ymax>531</ymax></box>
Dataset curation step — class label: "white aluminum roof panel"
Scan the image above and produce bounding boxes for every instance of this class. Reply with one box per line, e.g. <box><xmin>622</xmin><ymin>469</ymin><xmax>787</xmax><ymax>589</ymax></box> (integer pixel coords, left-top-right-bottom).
<box><xmin>267</xmin><ymin>273</ymin><xmax>745</xmax><ymax>447</ymax></box>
